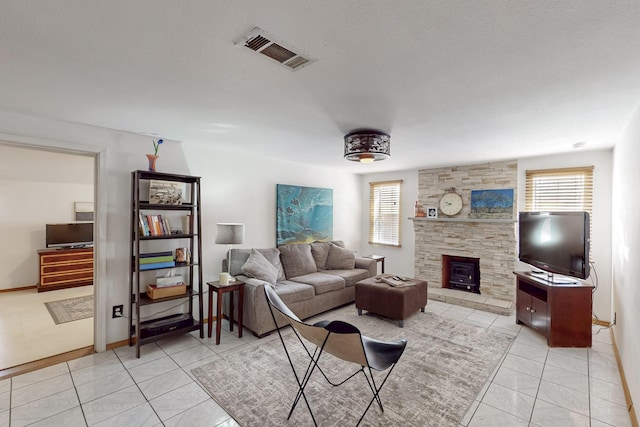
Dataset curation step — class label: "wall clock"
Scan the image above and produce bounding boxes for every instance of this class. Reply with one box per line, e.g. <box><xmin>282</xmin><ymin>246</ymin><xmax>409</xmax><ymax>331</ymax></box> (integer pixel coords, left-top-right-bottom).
<box><xmin>439</xmin><ymin>188</ymin><xmax>463</xmax><ymax>217</ymax></box>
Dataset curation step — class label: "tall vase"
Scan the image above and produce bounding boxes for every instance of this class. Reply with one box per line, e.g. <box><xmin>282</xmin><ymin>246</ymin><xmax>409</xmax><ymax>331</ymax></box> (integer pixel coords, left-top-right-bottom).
<box><xmin>146</xmin><ymin>154</ymin><xmax>159</xmax><ymax>172</ymax></box>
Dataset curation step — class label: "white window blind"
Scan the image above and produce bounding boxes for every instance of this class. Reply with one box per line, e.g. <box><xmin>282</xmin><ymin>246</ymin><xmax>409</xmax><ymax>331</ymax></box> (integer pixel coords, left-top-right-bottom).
<box><xmin>525</xmin><ymin>166</ymin><xmax>593</xmax><ymax>213</ymax></box>
<box><xmin>525</xmin><ymin>166</ymin><xmax>594</xmax><ymax>258</ymax></box>
<box><xmin>369</xmin><ymin>180</ymin><xmax>402</xmax><ymax>247</ymax></box>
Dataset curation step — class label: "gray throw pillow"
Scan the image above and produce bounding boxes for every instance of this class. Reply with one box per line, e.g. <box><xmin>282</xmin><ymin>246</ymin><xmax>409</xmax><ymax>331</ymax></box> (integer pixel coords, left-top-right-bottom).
<box><xmin>279</xmin><ymin>244</ymin><xmax>317</xmax><ymax>278</ymax></box>
<box><xmin>241</xmin><ymin>249</ymin><xmax>279</xmax><ymax>286</ymax></box>
<box><xmin>325</xmin><ymin>244</ymin><xmax>355</xmax><ymax>270</ymax></box>
<box><xmin>311</xmin><ymin>241</ymin><xmax>332</xmax><ymax>270</ymax></box>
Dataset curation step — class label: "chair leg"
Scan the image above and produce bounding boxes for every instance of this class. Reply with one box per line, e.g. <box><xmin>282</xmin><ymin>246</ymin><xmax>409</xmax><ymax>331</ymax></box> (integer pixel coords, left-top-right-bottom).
<box><xmin>356</xmin><ymin>363</ymin><xmax>399</xmax><ymax>426</ymax></box>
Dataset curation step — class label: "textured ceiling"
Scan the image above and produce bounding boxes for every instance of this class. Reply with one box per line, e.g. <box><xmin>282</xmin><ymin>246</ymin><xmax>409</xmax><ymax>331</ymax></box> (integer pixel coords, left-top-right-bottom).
<box><xmin>1</xmin><ymin>1</ymin><xmax>639</xmax><ymax>173</ymax></box>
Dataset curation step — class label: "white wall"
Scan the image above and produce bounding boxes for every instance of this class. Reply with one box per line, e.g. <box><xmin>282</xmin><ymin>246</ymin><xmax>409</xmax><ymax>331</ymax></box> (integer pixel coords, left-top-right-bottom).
<box><xmin>359</xmin><ymin>169</ymin><xmax>418</xmax><ymax>277</ymax></box>
<box><xmin>612</xmin><ymin>104</ymin><xmax>640</xmax><ymax>412</ymax></box>
<box><xmin>0</xmin><ymin>145</ymin><xmax>93</xmax><ymax>290</ymax></box>
<box><xmin>518</xmin><ymin>150</ymin><xmax>613</xmax><ymax>322</ymax></box>
<box><xmin>183</xmin><ymin>143</ymin><xmax>363</xmax><ymax>284</ymax></box>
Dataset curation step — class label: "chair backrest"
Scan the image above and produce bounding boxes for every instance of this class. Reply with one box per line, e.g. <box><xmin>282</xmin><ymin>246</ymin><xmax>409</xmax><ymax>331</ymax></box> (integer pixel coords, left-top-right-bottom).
<box><xmin>264</xmin><ymin>286</ymin><xmax>369</xmax><ymax>366</ymax></box>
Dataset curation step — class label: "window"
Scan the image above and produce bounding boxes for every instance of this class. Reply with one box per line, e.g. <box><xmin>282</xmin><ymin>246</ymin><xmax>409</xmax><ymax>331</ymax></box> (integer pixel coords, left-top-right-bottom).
<box><xmin>525</xmin><ymin>166</ymin><xmax>594</xmax><ymax>256</ymax></box>
<box><xmin>524</xmin><ymin>166</ymin><xmax>593</xmax><ymax>212</ymax></box>
<box><xmin>369</xmin><ymin>180</ymin><xmax>402</xmax><ymax>247</ymax></box>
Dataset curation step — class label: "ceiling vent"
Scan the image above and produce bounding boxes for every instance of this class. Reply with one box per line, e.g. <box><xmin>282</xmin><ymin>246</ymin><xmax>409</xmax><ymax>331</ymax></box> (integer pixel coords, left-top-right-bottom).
<box><xmin>235</xmin><ymin>27</ymin><xmax>316</xmax><ymax>71</ymax></box>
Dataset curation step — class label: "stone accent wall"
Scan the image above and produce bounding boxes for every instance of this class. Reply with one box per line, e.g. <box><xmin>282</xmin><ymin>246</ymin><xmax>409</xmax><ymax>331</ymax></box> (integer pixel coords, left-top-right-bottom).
<box><xmin>414</xmin><ymin>161</ymin><xmax>517</xmax><ymax>301</ymax></box>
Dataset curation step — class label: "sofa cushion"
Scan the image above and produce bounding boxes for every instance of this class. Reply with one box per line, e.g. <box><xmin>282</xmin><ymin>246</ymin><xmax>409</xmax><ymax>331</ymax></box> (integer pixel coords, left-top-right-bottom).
<box><xmin>328</xmin><ymin>268</ymin><xmax>371</xmax><ymax>287</ymax></box>
<box><xmin>275</xmin><ymin>281</ymin><xmax>316</xmax><ymax>305</ymax></box>
<box><xmin>241</xmin><ymin>249</ymin><xmax>278</xmax><ymax>286</ymax></box>
<box><xmin>325</xmin><ymin>244</ymin><xmax>356</xmax><ymax>270</ymax></box>
<box><xmin>279</xmin><ymin>244</ymin><xmax>317</xmax><ymax>278</ymax></box>
<box><xmin>289</xmin><ymin>272</ymin><xmax>345</xmax><ymax>295</ymax></box>
<box><xmin>228</xmin><ymin>248</ymin><xmax>285</xmax><ymax>281</ymax></box>
<box><xmin>310</xmin><ymin>241</ymin><xmax>332</xmax><ymax>270</ymax></box>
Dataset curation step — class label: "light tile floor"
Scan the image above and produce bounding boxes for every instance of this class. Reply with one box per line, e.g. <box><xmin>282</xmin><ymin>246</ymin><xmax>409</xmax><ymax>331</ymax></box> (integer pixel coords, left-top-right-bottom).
<box><xmin>0</xmin><ymin>300</ymin><xmax>631</xmax><ymax>426</ymax></box>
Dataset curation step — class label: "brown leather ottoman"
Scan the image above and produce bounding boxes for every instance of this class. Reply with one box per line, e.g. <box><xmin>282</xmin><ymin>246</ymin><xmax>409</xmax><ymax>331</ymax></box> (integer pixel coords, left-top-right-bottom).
<box><xmin>355</xmin><ymin>276</ymin><xmax>428</xmax><ymax>327</ymax></box>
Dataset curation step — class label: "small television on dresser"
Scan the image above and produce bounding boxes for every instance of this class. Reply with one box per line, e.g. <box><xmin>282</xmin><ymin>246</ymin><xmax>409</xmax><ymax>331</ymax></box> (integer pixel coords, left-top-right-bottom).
<box><xmin>518</xmin><ymin>211</ymin><xmax>590</xmax><ymax>283</ymax></box>
<box><xmin>45</xmin><ymin>222</ymin><xmax>94</xmax><ymax>248</ymax></box>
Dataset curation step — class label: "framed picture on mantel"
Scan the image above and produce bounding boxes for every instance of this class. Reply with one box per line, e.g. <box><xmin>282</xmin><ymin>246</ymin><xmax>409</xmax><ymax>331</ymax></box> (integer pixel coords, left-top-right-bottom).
<box><xmin>426</xmin><ymin>207</ymin><xmax>438</xmax><ymax>218</ymax></box>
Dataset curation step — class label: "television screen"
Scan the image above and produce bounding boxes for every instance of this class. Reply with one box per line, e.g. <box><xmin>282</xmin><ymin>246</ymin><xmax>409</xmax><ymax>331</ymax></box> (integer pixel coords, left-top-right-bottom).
<box><xmin>46</xmin><ymin>223</ymin><xmax>94</xmax><ymax>248</ymax></box>
<box><xmin>518</xmin><ymin>211</ymin><xmax>590</xmax><ymax>281</ymax></box>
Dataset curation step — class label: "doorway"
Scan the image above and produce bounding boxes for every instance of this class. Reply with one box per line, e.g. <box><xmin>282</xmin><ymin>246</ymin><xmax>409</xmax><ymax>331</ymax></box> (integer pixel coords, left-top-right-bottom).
<box><xmin>0</xmin><ymin>143</ymin><xmax>98</xmax><ymax>370</ymax></box>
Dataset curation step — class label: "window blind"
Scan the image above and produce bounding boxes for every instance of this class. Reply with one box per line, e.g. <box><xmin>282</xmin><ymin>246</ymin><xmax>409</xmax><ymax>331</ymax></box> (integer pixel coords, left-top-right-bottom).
<box><xmin>369</xmin><ymin>180</ymin><xmax>402</xmax><ymax>247</ymax></box>
<box><xmin>525</xmin><ymin>166</ymin><xmax>594</xmax><ymax>258</ymax></box>
<box><xmin>524</xmin><ymin>167</ymin><xmax>593</xmax><ymax>212</ymax></box>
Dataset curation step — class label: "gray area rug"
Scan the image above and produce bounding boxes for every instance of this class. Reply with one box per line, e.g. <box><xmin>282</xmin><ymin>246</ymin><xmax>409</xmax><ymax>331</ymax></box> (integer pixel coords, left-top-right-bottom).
<box><xmin>44</xmin><ymin>295</ymin><xmax>93</xmax><ymax>324</ymax></box>
<box><xmin>192</xmin><ymin>305</ymin><xmax>514</xmax><ymax>426</ymax></box>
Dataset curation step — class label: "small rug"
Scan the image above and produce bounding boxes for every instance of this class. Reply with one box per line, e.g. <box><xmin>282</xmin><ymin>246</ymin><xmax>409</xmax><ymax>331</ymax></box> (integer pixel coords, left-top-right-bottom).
<box><xmin>44</xmin><ymin>295</ymin><xmax>94</xmax><ymax>325</ymax></box>
<box><xmin>192</xmin><ymin>305</ymin><xmax>514</xmax><ymax>426</ymax></box>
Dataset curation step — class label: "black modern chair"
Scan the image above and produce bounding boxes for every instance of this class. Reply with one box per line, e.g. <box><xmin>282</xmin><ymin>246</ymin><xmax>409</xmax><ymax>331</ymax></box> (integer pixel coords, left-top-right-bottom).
<box><xmin>264</xmin><ymin>285</ymin><xmax>407</xmax><ymax>426</ymax></box>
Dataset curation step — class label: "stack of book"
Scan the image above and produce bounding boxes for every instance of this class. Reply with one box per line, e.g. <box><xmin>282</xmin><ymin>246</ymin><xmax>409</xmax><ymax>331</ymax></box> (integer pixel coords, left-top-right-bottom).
<box><xmin>139</xmin><ymin>214</ymin><xmax>173</xmax><ymax>236</ymax></box>
<box><xmin>139</xmin><ymin>251</ymin><xmax>175</xmax><ymax>270</ymax></box>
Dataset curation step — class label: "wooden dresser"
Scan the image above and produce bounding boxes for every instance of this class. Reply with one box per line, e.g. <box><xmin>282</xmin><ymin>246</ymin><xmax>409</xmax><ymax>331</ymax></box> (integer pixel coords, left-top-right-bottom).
<box><xmin>38</xmin><ymin>247</ymin><xmax>94</xmax><ymax>292</ymax></box>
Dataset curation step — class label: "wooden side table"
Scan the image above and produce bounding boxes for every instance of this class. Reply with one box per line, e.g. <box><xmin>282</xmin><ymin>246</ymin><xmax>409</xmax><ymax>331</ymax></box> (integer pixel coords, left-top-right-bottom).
<box><xmin>207</xmin><ymin>280</ymin><xmax>244</xmax><ymax>345</ymax></box>
<box><xmin>364</xmin><ymin>255</ymin><xmax>385</xmax><ymax>274</ymax></box>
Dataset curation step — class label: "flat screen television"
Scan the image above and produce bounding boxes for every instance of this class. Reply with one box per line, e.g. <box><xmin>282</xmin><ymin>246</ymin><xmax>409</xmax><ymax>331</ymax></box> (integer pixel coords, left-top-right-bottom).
<box><xmin>45</xmin><ymin>223</ymin><xmax>93</xmax><ymax>248</ymax></box>
<box><xmin>518</xmin><ymin>211</ymin><xmax>590</xmax><ymax>283</ymax></box>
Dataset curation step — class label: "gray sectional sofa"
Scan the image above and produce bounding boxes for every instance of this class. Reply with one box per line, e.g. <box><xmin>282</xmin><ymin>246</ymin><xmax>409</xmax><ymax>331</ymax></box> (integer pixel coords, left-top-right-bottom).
<box><xmin>223</xmin><ymin>241</ymin><xmax>376</xmax><ymax>337</ymax></box>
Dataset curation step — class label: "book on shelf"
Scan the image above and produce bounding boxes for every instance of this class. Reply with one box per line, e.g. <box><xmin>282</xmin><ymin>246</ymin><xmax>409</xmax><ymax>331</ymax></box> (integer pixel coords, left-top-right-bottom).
<box><xmin>139</xmin><ymin>261</ymin><xmax>176</xmax><ymax>270</ymax></box>
<box><xmin>140</xmin><ymin>251</ymin><xmax>173</xmax><ymax>258</ymax></box>
<box><xmin>140</xmin><ymin>255</ymin><xmax>175</xmax><ymax>264</ymax></box>
<box><xmin>138</xmin><ymin>214</ymin><xmax>175</xmax><ymax>236</ymax></box>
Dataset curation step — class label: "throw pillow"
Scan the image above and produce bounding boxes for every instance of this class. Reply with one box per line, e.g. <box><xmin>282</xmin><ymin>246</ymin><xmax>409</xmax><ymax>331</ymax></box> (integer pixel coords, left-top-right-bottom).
<box><xmin>279</xmin><ymin>244</ymin><xmax>317</xmax><ymax>278</ymax></box>
<box><xmin>241</xmin><ymin>249</ymin><xmax>279</xmax><ymax>287</ymax></box>
<box><xmin>326</xmin><ymin>244</ymin><xmax>355</xmax><ymax>270</ymax></box>
<box><xmin>310</xmin><ymin>241</ymin><xmax>332</xmax><ymax>270</ymax></box>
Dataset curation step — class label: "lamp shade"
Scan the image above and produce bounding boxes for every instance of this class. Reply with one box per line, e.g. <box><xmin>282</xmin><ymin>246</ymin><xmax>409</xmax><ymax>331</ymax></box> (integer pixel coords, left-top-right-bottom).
<box><xmin>215</xmin><ymin>223</ymin><xmax>245</xmax><ymax>245</ymax></box>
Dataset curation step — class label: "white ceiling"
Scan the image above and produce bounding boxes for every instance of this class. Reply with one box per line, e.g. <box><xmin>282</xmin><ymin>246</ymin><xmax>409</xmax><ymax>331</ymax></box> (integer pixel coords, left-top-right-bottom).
<box><xmin>2</xmin><ymin>1</ymin><xmax>640</xmax><ymax>174</ymax></box>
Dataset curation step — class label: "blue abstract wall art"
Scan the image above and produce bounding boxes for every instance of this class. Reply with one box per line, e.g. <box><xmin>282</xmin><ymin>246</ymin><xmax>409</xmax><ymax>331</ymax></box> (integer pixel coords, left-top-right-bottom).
<box><xmin>276</xmin><ymin>184</ymin><xmax>333</xmax><ymax>246</ymax></box>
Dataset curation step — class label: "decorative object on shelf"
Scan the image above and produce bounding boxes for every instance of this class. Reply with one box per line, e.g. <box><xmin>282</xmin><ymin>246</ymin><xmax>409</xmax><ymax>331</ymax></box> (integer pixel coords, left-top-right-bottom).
<box><xmin>343</xmin><ymin>129</ymin><xmax>390</xmax><ymax>163</ymax></box>
<box><xmin>146</xmin><ymin>154</ymin><xmax>159</xmax><ymax>172</ymax></box>
<box><xmin>427</xmin><ymin>207</ymin><xmax>438</xmax><ymax>218</ymax></box>
<box><xmin>439</xmin><ymin>187</ymin><xmax>463</xmax><ymax>217</ymax></box>
<box><xmin>470</xmin><ymin>188</ymin><xmax>514</xmax><ymax>219</ymax></box>
<box><xmin>276</xmin><ymin>184</ymin><xmax>333</xmax><ymax>246</ymax></box>
<box><xmin>146</xmin><ymin>138</ymin><xmax>163</xmax><ymax>171</ymax></box>
<box><xmin>414</xmin><ymin>201</ymin><xmax>426</xmax><ymax>217</ymax></box>
<box><xmin>149</xmin><ymin>179</ymin><xmax>183</xmax><ymax>205</ymax></box>
<box><xmin>175</xmin><ymin>247</ymin><xmax>189</xmax><ymax>264</ymax></box>
<box><xmin>216</xmin><ymin>223</ymin><xmax>245</xmax><ymax>270</ymax></box>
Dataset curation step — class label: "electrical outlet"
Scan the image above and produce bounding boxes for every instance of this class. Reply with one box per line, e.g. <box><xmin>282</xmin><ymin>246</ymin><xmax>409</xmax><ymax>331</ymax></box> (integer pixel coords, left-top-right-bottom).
<box><xmin>112</xmin><ymin>305</ymin><xmax>123</xmax><ymax>318</ymax></box>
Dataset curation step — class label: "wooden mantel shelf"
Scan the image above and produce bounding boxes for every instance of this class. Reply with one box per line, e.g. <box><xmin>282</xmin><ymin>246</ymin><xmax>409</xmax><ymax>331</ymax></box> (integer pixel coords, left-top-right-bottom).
<box><xmin>409</xmin><ymin>217</ymin><xmax>516</xmax><ymax>224</ymax></box>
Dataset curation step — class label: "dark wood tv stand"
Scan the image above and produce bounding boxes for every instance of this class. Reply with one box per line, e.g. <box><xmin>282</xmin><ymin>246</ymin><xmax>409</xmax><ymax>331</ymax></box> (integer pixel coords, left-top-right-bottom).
<box><xmin>514</xmin><ymin>271</ymin><xmax>594</xmax><ymax>347</ymax></box>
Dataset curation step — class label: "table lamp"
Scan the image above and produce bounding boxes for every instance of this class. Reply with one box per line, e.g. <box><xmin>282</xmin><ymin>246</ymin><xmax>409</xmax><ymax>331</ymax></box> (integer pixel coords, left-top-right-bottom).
<box><xmin>215</xmin><ymin>223</ymin><xmax>245</xmax><ymax>277</ymax></box>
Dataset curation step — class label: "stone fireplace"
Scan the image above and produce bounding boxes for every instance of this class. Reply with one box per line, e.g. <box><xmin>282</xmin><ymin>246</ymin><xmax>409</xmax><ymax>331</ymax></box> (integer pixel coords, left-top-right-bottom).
<box><xmin>413</xmin><ymin>161</ymin><xmax>518</xmax><ymax>308</ymax></box>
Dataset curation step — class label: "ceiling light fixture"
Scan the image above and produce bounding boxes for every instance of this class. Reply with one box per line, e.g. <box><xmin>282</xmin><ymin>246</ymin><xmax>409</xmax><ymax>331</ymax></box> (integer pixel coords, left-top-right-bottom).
<box><xmin>344</xmin><ymin>130</ymin><xmax>391</xmax><ymax>163</ymax></box>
